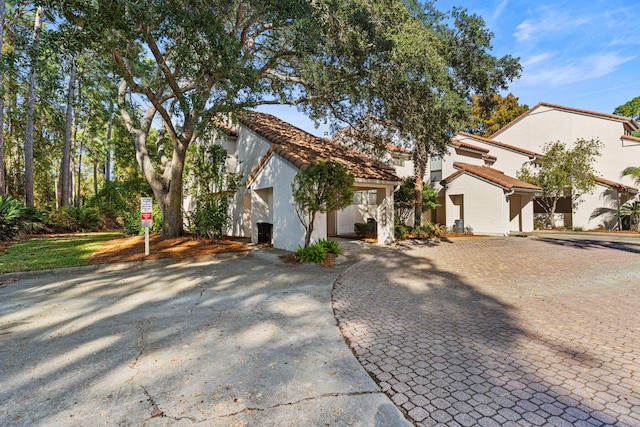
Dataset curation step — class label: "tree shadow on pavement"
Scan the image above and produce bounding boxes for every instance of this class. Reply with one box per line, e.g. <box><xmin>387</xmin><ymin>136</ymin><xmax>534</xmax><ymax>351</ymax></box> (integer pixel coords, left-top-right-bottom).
<box><xmin>0</xmin><ymin>252</ymin><xmax>394</xmax><ymax>426</ymax></box>
<box><xmin>535</xmin><ymin>236</ymin><xmax>640</xmax><ymax>254</ymax></box>
<box><xmin>333</xmin><ymin>246</ymin><xmax>640</xmax><ymax>426</ymax></box>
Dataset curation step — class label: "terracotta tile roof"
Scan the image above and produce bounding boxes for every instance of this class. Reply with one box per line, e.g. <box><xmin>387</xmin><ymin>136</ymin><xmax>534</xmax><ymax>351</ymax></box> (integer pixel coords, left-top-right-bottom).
<box><xmin>240</xmin><ymin>112</ymin><xmax>401</xmax><ymax>186</ymax></box>
<box><xmin>456</xmin><ymin>132</ymin><xmax>539</xmax><ymax>158</ymax></box>
<box><xmin>442</xmin><ymin>162</ymin><xmax>542</xmax><ymax>192</ymax></box>
<box><xmin>212</xmin><ymin>117</ymin><xmax>238</xmax><ymax>137</ymax></box>
<box><xmin>449</xmin><ymin>138</ymin><xmax>490</xmax><ymax>154</ymax></box>
<box><xmin>595</xmin><ymin>177</ymin><xmax>638</xmax><ymax>193</ymax></box>
<box><xmin>621</xmin><ymin>134</ymin><xmax>640</xmax><ymax>144</ymax></box>
<box><xmin>490</xmin><ymin>102</ymin><xmax>640</xmax><ymax>138</ymax></box>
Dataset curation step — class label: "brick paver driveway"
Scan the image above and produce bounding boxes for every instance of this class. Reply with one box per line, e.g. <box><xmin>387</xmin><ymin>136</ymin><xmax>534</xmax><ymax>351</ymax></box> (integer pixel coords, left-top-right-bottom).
<box><xmin>333</xmin><ymin>235</ymin><xmax>640</xmax><ymax>426</ymax></box>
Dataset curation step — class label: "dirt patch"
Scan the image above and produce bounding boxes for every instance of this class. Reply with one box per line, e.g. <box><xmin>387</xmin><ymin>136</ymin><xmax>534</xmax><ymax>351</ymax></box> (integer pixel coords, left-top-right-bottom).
<box><xmin>89</xmin><ymin>234</ymin><xmax>250</xmax><ymax>265</ymax></box>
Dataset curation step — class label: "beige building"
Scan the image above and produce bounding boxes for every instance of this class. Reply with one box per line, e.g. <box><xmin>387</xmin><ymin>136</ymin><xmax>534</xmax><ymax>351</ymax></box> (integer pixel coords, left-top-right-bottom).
<box><xmin>489</xmin><ymin>103</ymin><xmax>639</xmax><ymax>229</ymax></box>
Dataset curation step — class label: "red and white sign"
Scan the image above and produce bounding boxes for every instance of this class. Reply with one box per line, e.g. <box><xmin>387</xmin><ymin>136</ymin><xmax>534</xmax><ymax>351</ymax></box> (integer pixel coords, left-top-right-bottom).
<box><xmin>141</xmin><ymin>197</ymin><xmax>153</xmax><ymax>228</ymax></box>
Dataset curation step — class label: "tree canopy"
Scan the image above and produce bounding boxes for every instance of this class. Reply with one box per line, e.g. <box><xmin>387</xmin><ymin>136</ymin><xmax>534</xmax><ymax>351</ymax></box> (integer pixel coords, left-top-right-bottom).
<box><xmin>4</xmin><ymin>1</ymin><xmax>522</xmax><ymax>236</ymax></box>
<box><xmin>614</xmin><ymin>95</ymin><xmax>640</xmax><ymax>121</ymax></box>
<box><xmin>468</xmin><ymin>93</ymin><xmax>529</xmax><ymax>137</ymax></box>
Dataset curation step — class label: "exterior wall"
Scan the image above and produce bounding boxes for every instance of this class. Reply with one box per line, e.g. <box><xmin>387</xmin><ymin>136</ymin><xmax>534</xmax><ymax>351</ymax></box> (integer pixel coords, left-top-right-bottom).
<box><xmin>495</xmin><ymin>106</ymin><xmax>640</xmax><ymax>189</ymax></box>
<box><xmin>393</xmin><ymin>155</ymin><xmax>414</xmax><ymax>178</ymax></box>
<box><xmin>455</xmin><ymin>134</ymin><xmax>534</xmax><ymax>176</ymax></box>
<box><xmin>572</xmin><ymin>184</ymin><xmax>623</xmax><ymax>230</ymax></box>
<box><xmin>216</xmin><ymin>128</ymin><xmax>272</xmax><ymax>237</ymax></box>
<box><xmin>444</xmin><ymin>174</ymin><xmax>511</xmax><ymax>235</ymax></box>
<box><xmin>249</xmin><ymin>154</ymin><xmax>322</xmax><ymax>251</ymax></box>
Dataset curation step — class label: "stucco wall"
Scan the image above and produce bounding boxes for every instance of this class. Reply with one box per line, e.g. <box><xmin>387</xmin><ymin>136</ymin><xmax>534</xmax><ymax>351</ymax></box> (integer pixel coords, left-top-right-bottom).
<box><xmin>455</xmin><ymin>134</ymin><xmax>535</xmax><ymax>176</ymax></box>
<box><xmin>572</xmin><ymin>184</ymin><xmax>624</xmax><ymax>230</ymax></box>
<box><xmin>495</xmin><ymin>106</ymin><xmax>640</xmax><ymax>189</ymax></box>
<box><xmin>216</xmin><ymin>128</ymin><xmax>272</xmax><ymax>237</ymax></box>
<box><xmin>250</xmin><ymin>154</ymin><xmax>322</xmax><ymax>251</ymax></box>
<box><xmin>444</xmin><ymin>174</ymin><xmax>510</xmax><ymax>235</ymax></box>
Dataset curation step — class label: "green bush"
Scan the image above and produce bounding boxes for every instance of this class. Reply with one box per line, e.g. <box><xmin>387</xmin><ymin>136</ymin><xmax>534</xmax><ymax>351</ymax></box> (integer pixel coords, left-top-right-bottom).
<box><xmin>0</xmin><ymin>196</ymin><xmax>25</xmax><ymax>240</ymax></box>
<box><xmin>151</xmin><ymin>204</ymin><xmax>163</xmax><ymax>233</ymax></box>
<box><xmin>46</xmin><ymin>206</ymin><xmax>103</xmax><ymax>233</ymax></box>
<box><xmin>185</xmin><ymin>196</ymin><xmax>230</xmax><ymax>240</ymax></box>
<box><xmin>394</xmin><ymin>224</ymin><xmax>409</xmax><ymax>240</ymax></box>
<box><xmin>317</xmin><ymin>238</ymin><xmax>343</xmax><ymax>255</ymax></box>
<box><xmin>413</xmin><ymin>221</ymin><xmax>446</xmax><ymax>238</ymax></box>
<box><xmin>296</xmin><ymin>242</ymin><xmax>327</xmax><ymax>264</ymax></box>
<box><xmin>123</xmin><ymin>213</ymin><xmax>142</xmax><ymax>235</ymax></box>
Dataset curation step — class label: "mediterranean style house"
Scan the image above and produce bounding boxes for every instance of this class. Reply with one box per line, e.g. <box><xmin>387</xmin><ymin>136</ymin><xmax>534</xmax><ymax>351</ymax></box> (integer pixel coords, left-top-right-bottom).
<box><xmin>487</xmin><ymin>103</ymin><xmax>639</xmax><ymax>229</ymax></box>
<box><xmin>202</xmin><ymin>112</ymin><xmax>401</xmax><ymax>251</ymax></box>
<box><xmin>341</xmin><ymin>102</ymin><xmax>639</xmax><ymax>234</ymax></box>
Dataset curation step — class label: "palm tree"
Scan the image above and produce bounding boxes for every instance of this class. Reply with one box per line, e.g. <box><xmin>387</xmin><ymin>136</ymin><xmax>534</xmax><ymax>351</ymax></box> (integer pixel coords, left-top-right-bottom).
<box><xmin>621</xmin><ymin>166</ymin><xmax>640</xmax><ymax>186</ymax></box>
<box><xmin>618</xmin><ymin>201</ymin><xmax>640</xmax><ymax>230</ymax></box>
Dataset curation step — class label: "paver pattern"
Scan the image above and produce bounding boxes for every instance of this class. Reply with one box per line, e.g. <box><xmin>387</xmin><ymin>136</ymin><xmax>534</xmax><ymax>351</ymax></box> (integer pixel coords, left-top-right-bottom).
<box><xmin>333</xmin><ymin>236</ymin><xmax>640</xmax><ymax>426</ymax></box>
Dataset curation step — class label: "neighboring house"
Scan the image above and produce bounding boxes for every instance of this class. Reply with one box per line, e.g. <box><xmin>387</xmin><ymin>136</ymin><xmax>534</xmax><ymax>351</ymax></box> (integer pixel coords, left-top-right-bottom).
<box><xmin>488</xmin><ymin>103</ymin><xmax>640</xmax><ymax>229</ymax></box>
<box><xmin>433</xmin><ymin>134</ymin><xmax>541</xmax><ymax>235</ymax></box>
<box><xmin>210</xmin><ymin>112</ymin><xmax>401</xmax><ymax>251</ymax></box>
<box><xmin>337</xmin><ymin>126</ymin><xmax>542</xmax><ymax>235</ymax></box>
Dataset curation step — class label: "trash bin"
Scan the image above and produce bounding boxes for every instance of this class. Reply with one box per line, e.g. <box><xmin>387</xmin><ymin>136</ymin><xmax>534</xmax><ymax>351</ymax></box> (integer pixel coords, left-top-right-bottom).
<box><xmin>454</xmin><ymin>219</ymin><xmax>464</xmax><ymax>231</ymax></box>
<box><xmin>367</xmin><ymin>217</ymin><xmax>377</xmax><ymax>234</ymax></box>
<box><xmin>257</xmin><ymin>222</ymin><xmax>273</xmax><ymax>244</ymax></box>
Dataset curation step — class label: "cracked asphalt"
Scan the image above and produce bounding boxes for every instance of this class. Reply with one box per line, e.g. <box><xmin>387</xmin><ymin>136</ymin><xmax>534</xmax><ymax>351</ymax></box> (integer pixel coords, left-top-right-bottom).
<box><xmin>333</xmin><ymin>233</ymin><xmax>640</xmax><ymax>426</ymax></box>
<box><xmin>0</xmin><ymin>248</ymin><xmax>409</xmax><ymax>426</ymax></box>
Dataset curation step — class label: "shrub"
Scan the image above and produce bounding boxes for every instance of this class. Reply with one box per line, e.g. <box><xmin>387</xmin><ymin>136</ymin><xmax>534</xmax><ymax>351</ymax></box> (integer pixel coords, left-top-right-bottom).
<box><xmin>123</xmin><ymin>213</ymin><xmax>142</xmax><ymax>235</ymax></box>
<box><xmin>317</xmin><ymin>238</ymin><xmax>343</xmax><ymax>255</ymax></box>
<box><xmin>354</xmin><ymin>222</ymin><xmax>374</xmax><ymax>237</ymax></box>
<box><xmin>185</xmin><ymin>196</ymin><xmax>230</xmax><ymax>240</ymax></box>
<box><xmin>296</xmin><ymin>242</ymin><xmax>327</xmax><ymax>264</ymax></box>
<box><xmin>0</xmin><ymin>196</ymin><xmax>25</xmax><ymax>240</ymax></box>
<box><xmin>413</xmin><ymin>221</ymin><xmax>446</xmax><ymax>238</ymax></box>
<box><xmin>394</xmin><ymin>224</ymin><xmax>409</xmax><ymax>240</ymax></box>
<box><xmin>46</xmin><ymin>206</ymin><xmax>103</xmax><ymax>233</ymax></box>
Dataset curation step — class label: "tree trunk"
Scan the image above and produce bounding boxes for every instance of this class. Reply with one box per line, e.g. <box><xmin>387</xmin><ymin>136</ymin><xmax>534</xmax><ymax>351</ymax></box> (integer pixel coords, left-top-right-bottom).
<box><xmin>60</xmin><ymin>57</ymin><xmax>76</xmax><ymax>207</ymax></box>
<box><xmin>549</xmin><ymin>197</ymin><xmax>558</xmax><ymax>229</ymax></box>
<box><xmin>93</xmin><ymin>156</ymin><xmax>98</xmax><ymax>195</ymax></box>
<box><xmin>24</xmin><ymin>6</ymin><xmax>44</xmax><ymax>206</ymax></box>
<box><xmin>0</xmin><ymin>1</ymin><xmax>6</xmax><ymax>195</ymax></box>
<box><xmin>76</xmin><ymin>137</ymin><xmax>83</xmax><ymax>207</ymax></box>
<box><xmin>105</xmin><ymin>111</ymin><xmax>113</xmax><ymax>183</ymax></box>
<box><xmin>413</xmin><ymin>155</ymin><xmax>427</xmax><ymax>227</ymax></box>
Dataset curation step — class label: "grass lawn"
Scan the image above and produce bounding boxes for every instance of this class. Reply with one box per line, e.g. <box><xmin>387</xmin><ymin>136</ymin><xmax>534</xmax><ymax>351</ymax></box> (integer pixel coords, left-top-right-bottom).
<box><xmin>0</xmin><ymin>232</ymin><xmax>121</xmax><ymax>273</ymax></box>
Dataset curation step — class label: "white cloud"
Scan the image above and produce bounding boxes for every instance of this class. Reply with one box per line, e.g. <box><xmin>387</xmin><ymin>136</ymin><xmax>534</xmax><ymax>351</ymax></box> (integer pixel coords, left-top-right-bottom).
<box><xmin>519</xmin><ymin>52</ymin><xmax>636</xmax><ymax>87</ymax></box>
<box><xmin>493</xmin><ymin>0</ymin><xmax>509</xmax><ymax>20</ymax></box>
<box><xmin>521</xmin><ymin>52</ymin><xmax>555</xmax><ymax>68</ymax></box>
<box><xmin>513</xmin><ymin>7</ymin><xmax>594</xmax><ymax>42</ymax></box>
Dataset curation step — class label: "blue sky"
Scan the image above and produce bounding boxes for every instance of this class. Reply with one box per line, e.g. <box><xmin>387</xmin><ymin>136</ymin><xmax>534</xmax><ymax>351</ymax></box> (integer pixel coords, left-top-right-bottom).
<box><xmin>261</xmin><ymin>0</ymin><xmax>640</xmax><ymax>136</ymax></box>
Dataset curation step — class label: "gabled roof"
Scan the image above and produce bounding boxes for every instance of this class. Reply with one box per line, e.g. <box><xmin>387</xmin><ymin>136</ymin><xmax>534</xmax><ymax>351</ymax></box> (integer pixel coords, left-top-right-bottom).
<box><xmin>490</xmin><ymin>102</ymin><xmax>640</xmax><ymax>138</ymax></box>
<box><xmin>442</xmin><ymin>162</ymin><xmax>541</xmax><ymax>192</ymax></box>
<box><xmin>455</xmin><ymin>132</ymin><xmax>539</xmax><ymax>158</ymax></box>
<box><xmin>239</xmin><ymin>112</ymin><xmax>401</xmax><ymax>186</ymax></box>
<box><xmin>594</xmin><ymin>177</ymin><xmax>638</xmax><ymax>194</ymax></box>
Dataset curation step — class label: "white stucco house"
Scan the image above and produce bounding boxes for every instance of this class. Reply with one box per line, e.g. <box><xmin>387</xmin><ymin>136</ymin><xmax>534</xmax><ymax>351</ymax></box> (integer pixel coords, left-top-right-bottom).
<box><xmin>487</xmin><ymin>103</ymin><xmax>640</xmax><ymax>229</ymax></box>
<box><xmin>336</xmin><ymin>126</ymin><xmax>542</xmax><ymax>235</ymax></box>
<box><xmin>209</xmin><ymin>112</ymin><xmax>401</xmax><ymax>251</ymax></box>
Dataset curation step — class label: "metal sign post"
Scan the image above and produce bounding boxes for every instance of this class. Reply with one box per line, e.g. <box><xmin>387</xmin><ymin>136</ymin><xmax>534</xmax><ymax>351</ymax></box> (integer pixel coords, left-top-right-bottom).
<box><xmin>141</xmin><ymin>197</ymin><xmax>153</xmax><ymax>256</ymax></box>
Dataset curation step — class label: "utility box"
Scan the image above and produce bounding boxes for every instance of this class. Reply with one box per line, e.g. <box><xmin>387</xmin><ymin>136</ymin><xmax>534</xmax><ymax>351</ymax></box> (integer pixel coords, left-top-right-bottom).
<box><xmin>257</xmin><ymin>222</ymin><xmax>273</xmax><ymax>244</ymax></box>
<box><xmin>454</xmin><ymin>219</ymin><xmax>464</xmax><ymax>231</ymax></box>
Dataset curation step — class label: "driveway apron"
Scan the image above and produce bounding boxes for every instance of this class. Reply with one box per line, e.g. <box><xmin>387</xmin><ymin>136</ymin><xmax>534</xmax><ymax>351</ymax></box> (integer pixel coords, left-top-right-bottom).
<box><xmin>0</xmin><ymin>250</ymin><xmax>409</xmax><ymax>426</ymax></box>
<box><xmin>333</xmin><ymin>236</ymin><xmax>640</xmax><ymax>426</ymax></box>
